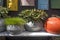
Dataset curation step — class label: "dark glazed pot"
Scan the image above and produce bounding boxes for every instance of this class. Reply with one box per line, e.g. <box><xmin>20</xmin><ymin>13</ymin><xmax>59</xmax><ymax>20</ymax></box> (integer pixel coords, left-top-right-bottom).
<box><xmin>24</xmin><ymin>21</ymin><xmax>43</xmax><ymax>32</ymax></box>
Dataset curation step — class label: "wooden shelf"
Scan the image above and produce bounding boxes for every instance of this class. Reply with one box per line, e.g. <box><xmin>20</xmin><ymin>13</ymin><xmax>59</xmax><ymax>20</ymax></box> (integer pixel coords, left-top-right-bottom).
<box><xmin>8</xmin><ymin>32</ymin><xmax>60</xmax><ymax>36</ymax></box>
<box><xmin>0</xmin><ymin>32</ymin><xmax>60</xmax><ymax>36</ymax></box>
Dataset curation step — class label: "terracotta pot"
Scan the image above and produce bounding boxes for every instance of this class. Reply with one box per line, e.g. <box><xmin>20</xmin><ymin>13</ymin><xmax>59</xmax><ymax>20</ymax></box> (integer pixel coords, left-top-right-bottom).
<box><xmin>44</xmin><ymin>17</ymin><xmax>60</xmax><ymax>34</ymax></box>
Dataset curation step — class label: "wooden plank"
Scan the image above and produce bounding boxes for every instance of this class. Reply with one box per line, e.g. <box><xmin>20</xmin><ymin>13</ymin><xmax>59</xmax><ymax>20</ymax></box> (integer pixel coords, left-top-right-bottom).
<box><xmin>0</xmin><ymin>37</ymin><xmax>6</xmax><ymax>40</ymax></box>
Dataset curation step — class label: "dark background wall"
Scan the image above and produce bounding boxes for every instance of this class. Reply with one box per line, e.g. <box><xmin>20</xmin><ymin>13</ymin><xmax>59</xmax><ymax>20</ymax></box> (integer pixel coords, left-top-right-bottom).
<box><xmin>46</xmin><ymin>0</ymin><xmax>60</xmax><ymax>17</ymax></box>
<box><xmin>3</xmin><ymin>0</ymin><xmax>60</xmax><ymax>17</ymax></box>
<box><xmin>2</xmin><ymin>0</ymin><xmax>41</xmax><ymax>17</ymax></box>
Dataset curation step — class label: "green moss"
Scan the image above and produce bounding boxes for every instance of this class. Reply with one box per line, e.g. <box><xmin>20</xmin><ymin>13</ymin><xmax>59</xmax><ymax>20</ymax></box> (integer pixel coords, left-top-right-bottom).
<box><xmin>4</xmin><ymin>17</ymin><xmax>27</xmax><ymax>26</ymax></box>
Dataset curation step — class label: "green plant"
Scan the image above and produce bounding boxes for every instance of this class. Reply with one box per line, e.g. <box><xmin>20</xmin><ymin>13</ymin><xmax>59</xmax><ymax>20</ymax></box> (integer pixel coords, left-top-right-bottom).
<box><xmin>4</xmin><ymin>17</ymin><xmax>27</xmax><ymax>26</ymax></box>
<box><xmin>0</xmin><ymin>6</ymin><xmax>8</xmax><ymax>18</ymax></box>
<box><xmin>19</xmin><ymin>9</ymin><xmax>48</xmax><ymax>22</ymax></box>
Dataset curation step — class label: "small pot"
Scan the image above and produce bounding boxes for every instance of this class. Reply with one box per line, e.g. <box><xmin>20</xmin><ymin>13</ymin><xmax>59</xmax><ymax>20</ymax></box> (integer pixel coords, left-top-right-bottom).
<box><xmin>0</xmin><ymin>19</ymin><xmax>6</xmax><ymax>32</ymax></box>
<box><xmin>24</xmin><ymin>21</ymin><xmax>43</xmax><ymax>32</ymax></box>
<box><xmin>7</xmin><ymin>25</ymin><xmax>24</xmax><ymax>35</ymax></box>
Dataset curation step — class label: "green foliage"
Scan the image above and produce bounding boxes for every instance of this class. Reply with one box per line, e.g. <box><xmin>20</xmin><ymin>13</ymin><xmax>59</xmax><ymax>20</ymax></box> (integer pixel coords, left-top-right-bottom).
<box><xmin>19</xmin><ymin>9</ymin><xmax>48</xmax><ymax>22</ymax></box>
<box><xmin>0</xmin><ymin>6</ymin><xmax>8</xmax><ymax>18</ymax></box>
<box><xmin>4</xmin><ymin>17</ymin><xmax>27</xmax><ymax>26</ymax></box>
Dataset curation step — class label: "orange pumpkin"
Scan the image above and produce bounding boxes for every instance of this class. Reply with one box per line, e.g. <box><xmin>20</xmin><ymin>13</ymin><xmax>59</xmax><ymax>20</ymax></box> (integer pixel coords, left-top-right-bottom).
<box><xmin>44</xmin><ymin>17</ymin><xmax>60</xmax><ymax>34</ymax></box>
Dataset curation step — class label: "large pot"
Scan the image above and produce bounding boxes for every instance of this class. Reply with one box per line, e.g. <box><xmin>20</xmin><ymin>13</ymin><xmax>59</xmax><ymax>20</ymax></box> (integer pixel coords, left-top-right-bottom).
<box><xmin>24</xmin><ymin>21</ymin><xmax>43</xmax><ymax>32</ymax></box>
<box><xmin>7</xmin><ymin>25</ymin><xmax>24</xmax><ymax>35</ymax></box>
<box><xmin>0</xmin><ymin>19</ymin><xmax>6</xmax><ymax>32</ymax></box>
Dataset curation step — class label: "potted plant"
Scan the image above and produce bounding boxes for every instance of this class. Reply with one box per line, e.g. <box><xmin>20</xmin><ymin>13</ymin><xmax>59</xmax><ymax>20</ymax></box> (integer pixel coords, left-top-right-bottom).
<box><xmin>19</xmin><ymin>9</ymin><xmax>48</xmax><ymax>32</ymax></box>
<box><xmin>0</xmin><ymin>6</ymin><xmax>8</xmax><ymax>32</ymax></box>
<box><xmin>4</xmin><ymin>17</ymin><xmax>26</xmax><ymax>35</ymax></box>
